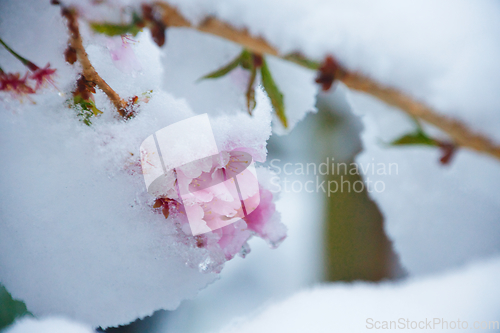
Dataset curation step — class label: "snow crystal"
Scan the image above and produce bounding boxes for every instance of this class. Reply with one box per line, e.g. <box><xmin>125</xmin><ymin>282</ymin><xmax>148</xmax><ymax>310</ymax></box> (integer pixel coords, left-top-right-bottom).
<box><xmin>85</xmin><ymin>29</ymin><xmax>164</xmax><ymax>102</ymax></box>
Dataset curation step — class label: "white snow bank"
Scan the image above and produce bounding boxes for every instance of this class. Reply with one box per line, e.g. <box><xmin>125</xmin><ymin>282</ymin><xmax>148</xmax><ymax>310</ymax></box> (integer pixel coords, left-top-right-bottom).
<box><xmin>4</xmin><ymin>317</ymin><xmax>94</xmax><ymax>333</ymax></box>
<box><xmin>0</xmin><ymin>91</ymin><xmax>219</xmax><ymax>328</ymax></box>
<box><xmin>349</xmin><ymin>87</ymin><xmax>500</xmax><ymax>275</ymax></box>
<box><xmin>220</xmin><ymin>256</ymin><xmax>500</xmax><ymax>333</ymax></box>
<box><xmin>0</xmin><ymin>0</ymin><xmax>275</xmax><ymax>328</ymax></box>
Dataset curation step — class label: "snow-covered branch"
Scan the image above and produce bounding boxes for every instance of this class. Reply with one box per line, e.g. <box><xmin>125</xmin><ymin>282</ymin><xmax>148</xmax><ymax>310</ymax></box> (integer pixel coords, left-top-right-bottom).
<box><xmin>155</xmin><ymin>1</ymin><xmax>500</xmax><ymax>161</ymax></box>
<box><xmin>61</xmin><ymin>7</ymin><xmax>129</xmax><ymax>117</ymax></box>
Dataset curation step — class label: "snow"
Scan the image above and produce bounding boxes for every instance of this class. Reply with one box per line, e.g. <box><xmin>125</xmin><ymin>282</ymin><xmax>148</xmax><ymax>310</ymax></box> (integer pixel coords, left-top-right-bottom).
<box><xmin>0</xmin><ymin>76</ymin><xmax>274</xmax><ymax>329</ymax></box>
<box><xmin>349</xmin><ymin>88</ymin><xmax>500</xmax><ymax>275</ymax></box>
<box><xmin>2</xmin><ymin>0</ymin><xmax>500</xmax><ymax>330</ymax></box>
<box><xmin>218</xmin><ymin>256</ymin><xmax>500</xmax><ymax>333</ymax></box>
<box><xmin>0</xmin><ymin>91</ymin><xmax>220</xmax><ymax>328</ymax></box>
<box><xmin>4</xmin><ymin>317</ymin><xmax>94</xmax><ymax>333</ymax></box>
<box><xmin>0</xmin><ymin>0</ymin><xmax>276</xmax><ymax>328</ymax></box>
<box><xmin>166</xmin><ymin>0</ymin><xmax>500</xmax><ymax>142</ymax></box>
<box><xmin>157</xmin><ymin>0</ymin><xmax>500</xmax><ymax>276</ymax></box>
<box><xmin>152</xmin><ymin>113</ymin><xmax>325</xmax><ymax>333</ymax></box>
<box><xmin>161</xmin><ymin>29</ymin><xmax>318</xmax><ymax>134</ymax></box>
<box><xmin>0</xmin><ymin>0</ymin><xmax>76</xmax><ymax>95</ymax></box>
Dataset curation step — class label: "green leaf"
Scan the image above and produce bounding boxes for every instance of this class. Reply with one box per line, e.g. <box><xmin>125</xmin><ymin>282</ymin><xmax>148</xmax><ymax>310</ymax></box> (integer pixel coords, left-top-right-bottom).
<box><xmin>90</xmin><ymin>22</ymin><xmax>142</xmax><ymax>36</ymax></box>
<box><xmin>198</xmin><ymin>54</ymin><xmax>242</xmax><ymax>81</ymax></box>
<box><xmin>245</xmin><ymin>66</ymin><xmax>257</xmax><ymax>114</ymax></box>
<box><xmin>90</xmin><ymin>14</ymin><xmax>143</xmax><ymax>37</ymax></box>
<box><xmin>239</xmin><ymin>49</ymin><xmax>254</xmax><ymax>70</ymax></box>
<box><xmin>260</xmin><ymin>58</ymin><xmax>288</xmax><ymax>128</ymax></box>
<box><xmin>198</xmin><ymin>49</ymin><xmax>258</xmax><ymax>81</ymax></box>
<box><xmin>199</xmin><ymin>50</ymin><xmax>284</xmax><ymax>122</ymax></box>
<box><xmin>391</xmin><ymin>130</ymin><xmax>438</xmax><ymax>147</ymax></box>
<box><xmin>0</xmin><ymin>284</ymin><xmax>32</xmax><ymax>331</ymax></box>
<box><xmin>283</xmin><ymin>53</ymin><xmax>321</xmax><ymax>70</ymax></box>
<box><xmin>71</xmin><ymin>95</ymin><xmax>103</xmax><ymax>126</ymax></box>
<box><xmin>88</xmin><ymin>100</ymin><xmax>103</xmax><ymax>116</ymax></box>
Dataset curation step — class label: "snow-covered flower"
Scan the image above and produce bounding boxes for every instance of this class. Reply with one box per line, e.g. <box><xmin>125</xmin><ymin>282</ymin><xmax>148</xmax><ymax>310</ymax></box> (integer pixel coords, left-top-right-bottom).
<box><xmin>152</xmin><ymin>148</ymin><xmax>286</xmax><ymax>271</ymax></box>
<box><xmin>244</xmin><ymin>188</ymin><xmax>286</xmax><ymax>248</ymax></box>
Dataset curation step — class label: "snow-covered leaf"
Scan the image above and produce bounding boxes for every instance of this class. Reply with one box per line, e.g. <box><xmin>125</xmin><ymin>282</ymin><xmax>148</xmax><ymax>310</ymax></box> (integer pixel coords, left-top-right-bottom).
<box><xmin>260</xmin><ymin>58</ymin><xmax>287</xmax><ymax>128</ymax></box>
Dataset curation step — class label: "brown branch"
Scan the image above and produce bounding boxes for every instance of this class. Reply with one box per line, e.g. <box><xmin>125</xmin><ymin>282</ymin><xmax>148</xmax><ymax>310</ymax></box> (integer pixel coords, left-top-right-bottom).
<box><xmin>62</xmin><ymin>8</ymin><xmax>128</xmax><ymax>117</ymax></box>
<box><xmin>155</xmin><ymin>2</ymin><xmax>278</xmax><ymax>56</ymax></box>
<box><xmin>340</xmin><ymin>72</ymin><xmax>500</xmax><ymax>159</ymax></box>
<box><xmin>154</xmin><ymin>1</ymin><xmax>500</xmax><ymax>161</ymax></box>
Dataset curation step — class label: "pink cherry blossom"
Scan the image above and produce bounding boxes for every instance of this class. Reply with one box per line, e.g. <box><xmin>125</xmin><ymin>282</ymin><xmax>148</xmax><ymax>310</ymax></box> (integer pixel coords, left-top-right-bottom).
<box><xmin>154</xmin><ymin>148</ymin><xmax>287</xmax><ymax>270</ymax></box>
<box><xmin>244</xmin><ymin>188</ymin><xmax>286</xmax><ymax>248</ymax></box>
<box><xmin>106</xmin><ymin>35</ymin><xmax>142</xmax><ymax>74</ymax></box>
<box><xmin>216</xmin><ymin>221</ymin><xmax>252</xmax><ymax>259</ymax></box>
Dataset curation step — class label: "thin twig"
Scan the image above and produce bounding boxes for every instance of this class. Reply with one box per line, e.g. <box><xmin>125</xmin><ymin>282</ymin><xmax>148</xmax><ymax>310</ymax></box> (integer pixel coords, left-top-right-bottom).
<box><xmin>154</xmin><ymin>1</ymin><xmax>500</xmax><ymax>161</ymax></box>
<box><xmin>340</xmin><ymin>71</ymin><xmax>500</xmax><ymax>159</ymax></box>
<box><xmin>62</xmin><ymin>8</ymin><xmax>128</xmax><ymax>117</ymax></box>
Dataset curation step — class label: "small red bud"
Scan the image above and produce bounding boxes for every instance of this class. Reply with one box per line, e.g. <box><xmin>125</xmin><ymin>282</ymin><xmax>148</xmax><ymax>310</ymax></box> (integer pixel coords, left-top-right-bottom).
<box><xmin>253</xmin><ymin>54</ymin><xmax>263</xmax><ymax>68</ymax></box>
<box><xmin>315</xmin><ymin>55</ymin><xmax>341</xmax><ymax>91</ymax></box>
<box><xmin>438</xmin><ymin>142</ymin><xmax>456</xmax><ymax>165</ymax></box>
<box><xmin>151</xmin><ymin>22</ymin><xmax>166</xmax><ymax>47</ymax></box>
<box><xmin>65</xmin><ymin>46</ymin><xmax>77</xmax><ymax>64</ymax></box>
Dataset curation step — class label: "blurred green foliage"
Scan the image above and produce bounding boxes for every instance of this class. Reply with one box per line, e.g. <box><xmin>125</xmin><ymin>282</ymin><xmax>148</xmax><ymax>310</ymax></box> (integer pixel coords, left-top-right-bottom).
<box><xmin>90</xmin><ymin>13</ymin><xmax>143</xmax><ymax>36</ymax></box>
<box><xmin>0</xmin><ymin>284</ymin><xmax>31</xmax><ymax>331</ymax></box>
<box><xmin>392</xmin><ymin>129</ymin><xmax>437</xmax><ymax>147</ymax></box>
<box><xmin>315</xmin><ymin>97</ymin><xmax>405</xmax><ymax>282</ymax></box>
<box><xmin>323</xmin><ymin>170</ymin><xmax>399</xmax><ymax>281</ymax></box>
